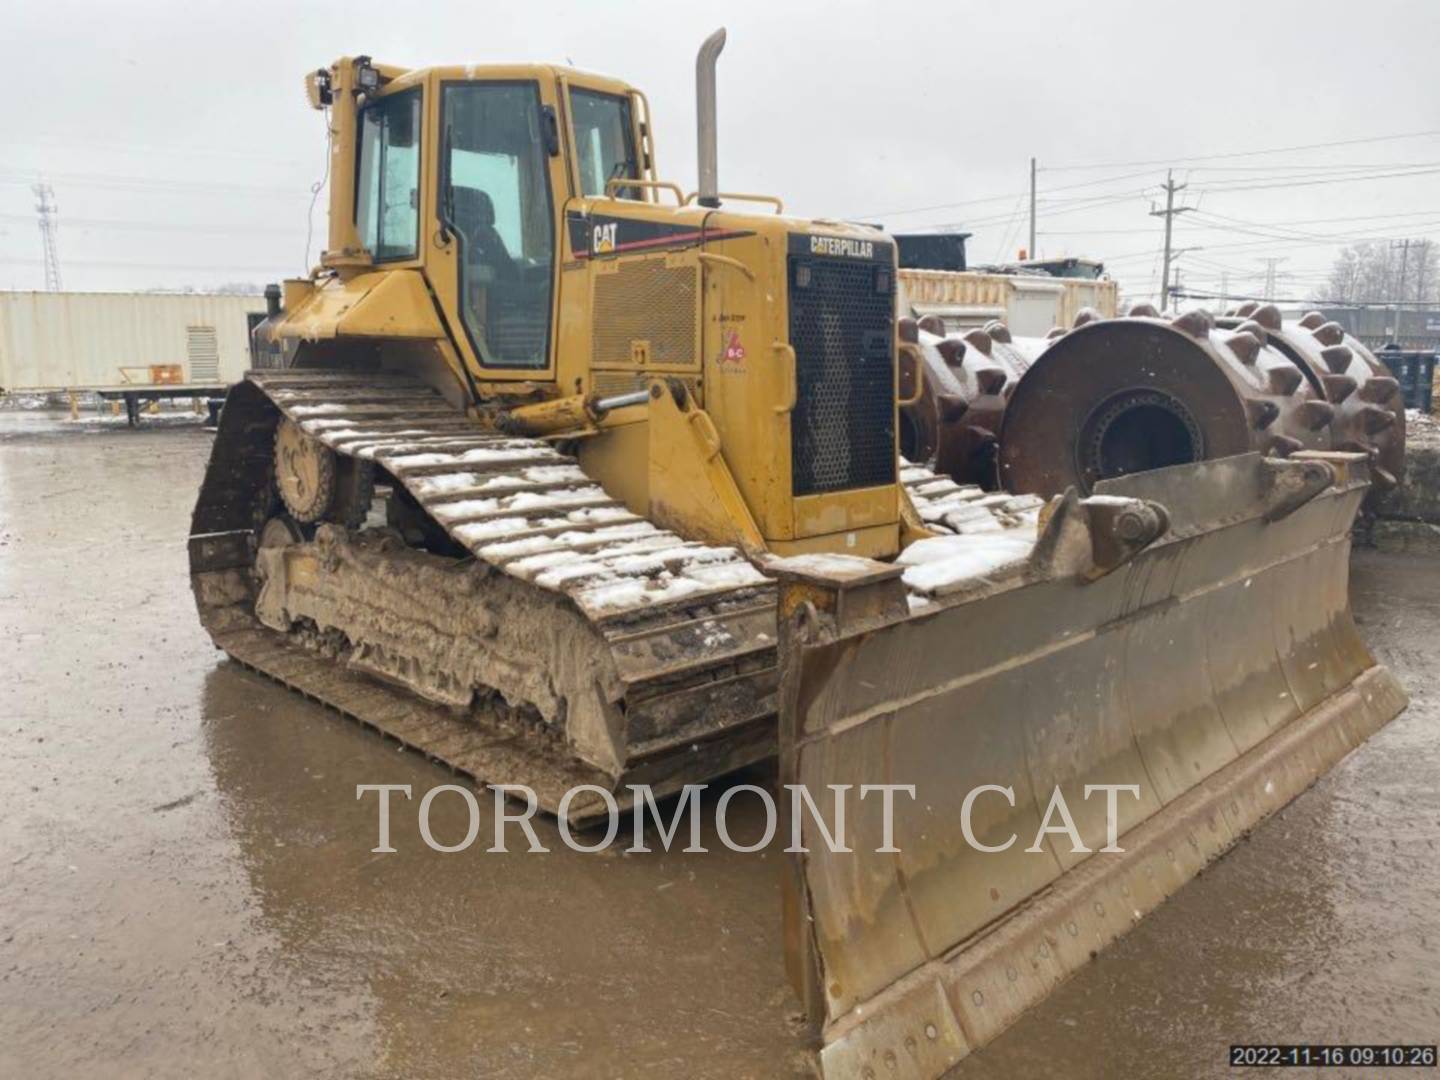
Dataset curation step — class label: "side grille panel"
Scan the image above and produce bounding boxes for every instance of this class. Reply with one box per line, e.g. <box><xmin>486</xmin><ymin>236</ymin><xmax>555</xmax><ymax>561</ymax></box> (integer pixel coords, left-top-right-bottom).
<box><xmin>590</xmin><ymin>371</ymin><xmax>649</xmax><ymax>397</ymax></box>
<box><xmin>788</xmin><ymin>256</ymin><xmax>896</xmax><ymax>496</ymax></box>
<box><xmin>592</xmin><ymin>258</ymin><xmax>698</xmax><ymax>366</ymax></box>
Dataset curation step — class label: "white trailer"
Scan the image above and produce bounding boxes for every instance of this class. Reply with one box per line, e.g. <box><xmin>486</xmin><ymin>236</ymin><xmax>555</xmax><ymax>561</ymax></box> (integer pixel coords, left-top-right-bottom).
<box><xmin>0</xmin><ymin>291</ymin><xmax>266</xmax><ymax>423</ymax></box>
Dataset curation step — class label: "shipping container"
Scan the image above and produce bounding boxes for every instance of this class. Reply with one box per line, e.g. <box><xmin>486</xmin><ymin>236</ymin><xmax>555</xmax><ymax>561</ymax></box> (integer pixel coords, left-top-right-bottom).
<box><xmin>0</xmin><ymin>291</ymin><xmax>265</xmax><ymax>398</ymax></box>
<box><xmin>896</xmin><ymin>268</ymin><xmax>1118</xmax><ymax>337</ymax></box>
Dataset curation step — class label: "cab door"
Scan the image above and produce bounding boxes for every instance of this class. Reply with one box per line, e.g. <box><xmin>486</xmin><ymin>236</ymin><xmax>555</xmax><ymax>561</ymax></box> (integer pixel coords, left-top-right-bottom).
<box><xmin>425</xmin><ymin>71</ymin><xmax>571</xmax><ymax>383</ymax></box>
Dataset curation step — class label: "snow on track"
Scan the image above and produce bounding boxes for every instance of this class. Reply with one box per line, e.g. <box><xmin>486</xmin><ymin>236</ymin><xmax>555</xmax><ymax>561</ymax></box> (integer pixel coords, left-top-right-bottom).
<box><xmin>258</xmin><ymin>375</ymin><xmax>1047</xmax><ymax>619</ymax></box>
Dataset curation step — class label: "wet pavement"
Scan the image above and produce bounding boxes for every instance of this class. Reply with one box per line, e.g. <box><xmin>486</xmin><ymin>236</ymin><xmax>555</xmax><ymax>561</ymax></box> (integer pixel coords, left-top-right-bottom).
<box><xmin>1</xmin><ymin>414</ymin><xmax>1436</xmax><ymax>1078</ymax></box>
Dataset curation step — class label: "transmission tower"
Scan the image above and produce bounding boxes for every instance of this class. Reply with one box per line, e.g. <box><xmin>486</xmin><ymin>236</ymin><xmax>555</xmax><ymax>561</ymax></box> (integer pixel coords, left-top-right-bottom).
<box><xmin>33</xmin><ymin>183</ymin><xmax>62</xmax><ymax>292</ymax></box>
<box><xmin>1258</xmin><ymin>257</ymin><xmax>1285</xmax><ymax>302</ymax></box>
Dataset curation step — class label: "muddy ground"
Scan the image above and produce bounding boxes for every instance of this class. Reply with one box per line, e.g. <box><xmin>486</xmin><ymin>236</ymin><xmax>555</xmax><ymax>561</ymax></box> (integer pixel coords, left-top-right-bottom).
<box><xmin>1</xmin><ymin>414</ymin><xmax>1436</xmax><ymax>1079</ymax></box>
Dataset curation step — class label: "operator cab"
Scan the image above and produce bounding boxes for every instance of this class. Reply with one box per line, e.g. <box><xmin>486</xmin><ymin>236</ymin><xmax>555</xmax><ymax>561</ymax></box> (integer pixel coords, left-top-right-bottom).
<box><xmin>344</xmin><ymin>62</ymin><xmax>649</xmax><ymax>375</ymax></box>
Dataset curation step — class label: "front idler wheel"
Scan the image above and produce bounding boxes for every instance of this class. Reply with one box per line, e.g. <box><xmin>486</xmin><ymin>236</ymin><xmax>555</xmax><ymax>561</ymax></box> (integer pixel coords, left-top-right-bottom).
<box><xmin>275</xmin><ymin>418</ymin><xmax>336</xmax><ymax>524</ymax></box>
<box><xmin>273</xmin><ymin>418</ymin><xmax>374</xmax><ymax>528</ymax></box>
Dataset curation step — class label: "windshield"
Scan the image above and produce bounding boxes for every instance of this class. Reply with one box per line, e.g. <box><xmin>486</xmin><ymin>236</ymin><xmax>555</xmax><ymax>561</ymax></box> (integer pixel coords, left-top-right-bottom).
<box><xmin>356</xmin><ymin>90</ymin><xmax>421</xmax><ymax>260</ymax></box>
<box><xmin>570</xmin><ymin>88</ymin><xmax>638</xmax><ymax>198</ymax></box>
<box><xmin>442</xmin><ymin>82</ymin><xmax>555</xmax><ymax>369</ymax></box>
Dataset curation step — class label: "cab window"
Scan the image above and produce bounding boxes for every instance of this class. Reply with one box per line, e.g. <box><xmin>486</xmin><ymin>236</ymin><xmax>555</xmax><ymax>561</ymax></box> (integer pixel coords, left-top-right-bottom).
<box><xmin>356</xmin><ymin>90</ymin><xmax>421</xmax><ymax>260</ymax></box>
<box><xmin>570</xmin><ymin>89</ymin><xmax>638</xmax><ymax>198</ymax></box>
<box><xmin>442</xmin><ymin>82</ymin><xmax>555</xmax><ymax>369</ymax></box>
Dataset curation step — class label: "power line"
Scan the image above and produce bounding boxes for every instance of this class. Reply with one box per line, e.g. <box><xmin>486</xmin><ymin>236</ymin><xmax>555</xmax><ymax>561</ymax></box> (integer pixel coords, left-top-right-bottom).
<box><xmin>1173</xmin><ymin>288</ymin><xmax>1439</xmax><ymax>307</ymax></box>
<box><xmin>1186</xmin><ymin>165</ymin><xmax>1440</xmax><ymax>194</ymax></box>
<box><xmin>1179</xmin><ymin>207</ymin><xmax>1440</xmax><ymax>230</ymax></box>
<box><xmin>1040</xmin><ymin>225</ymin><xmax>1168</xmax><ymax>236</ymax></box>
<box><xmin>0</xmin><ymin>255</ymin><xmax>288</xmax><ymax>273</ymax></box>
<box><xmin>927</xmin><ymin>189</ymin><xmax>1154</xmax><ymax>232</ymax></box>
<box><xmin>1041</xmin><ymin>208</ymin><xmax>1440</xmax><ymax>236</ymax></box>
<box><xmin>7</xmin><ymin>133</ymin><xmax>307</xmax><ymax>168</ymax></box>
<box><xmin>1181</xmin><ymin>160</ymin><xmax>1440</xmax><ymax>172</ymax></box>
<box><xmin>1187</xmin><ymin>208</ymin><xmax>1440</xmax><ymax>246</ymax></box>
<box><xmin>0</xmin><ymin>170</ymin><xmax>309</xmax><ymax>199</ymax></box>
<box><xmin>990</xmin><ymin>192</ymin><xmax>1028</xmax><ymax>264</ymax></box>
<box><xmin>0</xmin><ymin>213</ymin><xmax>294</xmax><ymax>236</ymax></box>
<box><xmin>870</xmin><ymin>162</ymin><xmax>1438</xmax><ymax>238</ymax></box>
<box><xmin>1039</xmin><ymin>129</ymin><xmax>1440</xmax><ymax>172</ymax></box>
<box><xmin>1183</xmin><ymin>165</ymin><xmax>1440</xmax><ymax>191</ymax></box>
<box><xmin>853</xmin><ymin>168</ymin><xmax>1158</xmax><ymax>221</ymax></box>
<box><xmin>1099</xmin><ymin>221</ymin><xmax>1440</xmax><ymax>264</ymax></box>
<box><xmin>1184</xmin><ymin>163</ymin><xmax>1440</xmax><ymax>189</ymax></box>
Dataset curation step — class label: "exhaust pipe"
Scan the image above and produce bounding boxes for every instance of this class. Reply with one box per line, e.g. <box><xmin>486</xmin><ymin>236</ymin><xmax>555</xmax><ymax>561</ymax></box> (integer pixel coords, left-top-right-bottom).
<box><xmin>695</xmin><ymin>27</ymin><xmax>726</xmax><ymax>209</ymax></box>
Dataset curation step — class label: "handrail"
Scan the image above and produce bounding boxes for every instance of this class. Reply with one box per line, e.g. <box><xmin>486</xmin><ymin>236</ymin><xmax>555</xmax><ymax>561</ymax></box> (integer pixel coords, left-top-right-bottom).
<box><xmin>604</xmin><ymin>177</ymin><xmax>686</xmax><ymax>205</ymax></box>
<box><xmin>771</xmin><ymin>342</ymin><xmax>797</xmax><ymax>414</ymax></box>
<box><xmin>685</xmin><ymin>191</ymin><xmax>784</xmax><ymax>214</ymax></box>
<box><xmin>697</xmin><ymin>251</ymin><xmax>755</xmax><ymax>282</ymax></box>
<box><xmin>896</xmin><ymin>346</ymin><xmax>926</xmax><ymax>407</ymax></box>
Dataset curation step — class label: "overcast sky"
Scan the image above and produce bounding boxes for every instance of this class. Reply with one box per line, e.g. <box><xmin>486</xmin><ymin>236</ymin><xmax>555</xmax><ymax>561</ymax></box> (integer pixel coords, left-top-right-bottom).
<box><xmin>4</xmin><ymin>0</ymin><xmax>1437</xmax><ymax>302</ymax></box>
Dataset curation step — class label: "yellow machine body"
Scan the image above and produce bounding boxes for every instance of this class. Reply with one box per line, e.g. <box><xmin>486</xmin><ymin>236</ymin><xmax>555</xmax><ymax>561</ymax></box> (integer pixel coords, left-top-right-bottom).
<box><xmin>269</xmin><ymin>56</ymin><xmax>903</xmax><ymax>559</ymax></box>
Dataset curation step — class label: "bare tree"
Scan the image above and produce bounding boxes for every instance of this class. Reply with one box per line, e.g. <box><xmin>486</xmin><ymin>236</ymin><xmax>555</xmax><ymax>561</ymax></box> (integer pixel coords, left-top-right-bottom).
<box><xmin>1327</xmin><ymin>245</ymin><xmax>1362</xmax><ymax>303</ymax></box>
<box><xmin>1410</xmin><ymin>239</ymin><xmax>1435</xmax><ymax>304</ymax></box>
<box><xmin>1327</xmin><ymin>239</ymin><xmax>1439</xmax><ymax>303</ymax></box>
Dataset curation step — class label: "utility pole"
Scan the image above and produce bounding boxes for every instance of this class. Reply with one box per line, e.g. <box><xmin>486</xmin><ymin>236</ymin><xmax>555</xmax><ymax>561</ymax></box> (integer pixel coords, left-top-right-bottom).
<box><xmin>1027</xmin><ymin>157</ymin><xmax>1036</xmax><ymax>261</ymax></box>
<box><xmin>1218</xmin><ymin>271</ymin><xmax>1229</xmax><ymax>314</ymax></box>
<box><xmin>1150</xmin><ymin>170</ymin><xmax>1193</xmax><ymax>310</ymax></box>
<box><xmin>1390</xmin><ymin>238</ymin><xmax>1412</xmax><ymax>343</ymax></box>
<box><xmin>33</xmin><ymin>183</ymin><xmax>62</xmax><ymax>292</ymax></box>
<box><xmin>1258</xmin><ymin>257</ymin><xmax>1285</xmax><ymax>302</ymax></box>
<box><xmin>1393</xmin><ymin>238</ymin><xmax>1412</xmax><ymax>299</ymax></box>
<box><xmin>1165</xmin><ymin>247</ymin><xmax>1202</xmax><ymax>307</ymax></box>
<box><xmin>1412</xmin><ymin>239</ymin><xmax>1432</xmax><ymax>306</ymax></box>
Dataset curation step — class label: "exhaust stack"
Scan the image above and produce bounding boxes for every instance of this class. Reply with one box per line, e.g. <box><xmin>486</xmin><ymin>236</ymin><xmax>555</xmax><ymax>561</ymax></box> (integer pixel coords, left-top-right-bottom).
<box><xmin>695</xmin><ymin>28</ymin><xmax>726</xmax><ymax>208</ymax></box>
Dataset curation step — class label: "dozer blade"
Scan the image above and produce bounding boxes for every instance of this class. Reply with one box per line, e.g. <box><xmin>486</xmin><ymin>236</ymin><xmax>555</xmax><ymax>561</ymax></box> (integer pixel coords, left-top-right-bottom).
<box><xmin>773</xmin><ymin>451</ymin><xmax>1406</xmax><ymax>1079</ymax></box>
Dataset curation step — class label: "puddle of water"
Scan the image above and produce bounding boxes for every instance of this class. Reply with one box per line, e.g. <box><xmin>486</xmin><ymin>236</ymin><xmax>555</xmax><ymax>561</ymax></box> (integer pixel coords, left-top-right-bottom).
<box><xmin>1</xmin><ymin>427</ymin><xmax>1434</xmax><ymax>1080</ymax></box>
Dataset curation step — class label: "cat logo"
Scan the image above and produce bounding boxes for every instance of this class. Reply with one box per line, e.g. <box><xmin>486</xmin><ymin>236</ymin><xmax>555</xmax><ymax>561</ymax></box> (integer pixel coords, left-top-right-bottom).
<box><xmin>593</xmin><ymin>222</ymin><xmax>618</xmax><ymax>254</ymax></box>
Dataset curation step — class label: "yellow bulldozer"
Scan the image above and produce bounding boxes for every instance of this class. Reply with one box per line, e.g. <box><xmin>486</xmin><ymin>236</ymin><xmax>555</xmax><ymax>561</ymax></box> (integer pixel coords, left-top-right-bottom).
<box><xmin>189</xmin><ymin>31</ymin><xmax>1407</xmax><ymax>1078</ymax></box>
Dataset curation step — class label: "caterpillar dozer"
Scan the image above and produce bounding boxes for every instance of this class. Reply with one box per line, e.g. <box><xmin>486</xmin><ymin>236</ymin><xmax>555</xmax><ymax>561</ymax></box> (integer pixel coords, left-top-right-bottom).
<box><xmin>189</xmin><ymin>31</ymin><xmax>1407</xmax><ymax>1078</ymax></box>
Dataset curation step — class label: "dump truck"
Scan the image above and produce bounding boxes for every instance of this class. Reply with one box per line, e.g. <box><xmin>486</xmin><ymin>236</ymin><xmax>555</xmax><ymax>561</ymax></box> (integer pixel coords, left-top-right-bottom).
<box><xmin>895</xmin><ymin>264</ymin><xmax>1118</xmax><ymax>337</ymax></box>
<box><xmin>188</xmin><ymin>33</ymin><xmax>1407</xmax><ymax>1078</ymax></box>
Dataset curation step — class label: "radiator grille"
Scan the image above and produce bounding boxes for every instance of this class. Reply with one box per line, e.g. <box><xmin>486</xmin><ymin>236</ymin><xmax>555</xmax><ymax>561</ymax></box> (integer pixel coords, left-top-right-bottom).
<box><xmin>788</xmin><ymin>257</ymin><xmax>896</xmax><ymax>495</ymax></box>
<box><xmin>186</xmin><ymin>325</ymin><xmax>219</xmax><ymax>382</ymax></box>
<box><xmin>592</xmin><ymin>258</ymin><xmax>697</xmax><ymax>366</ymax></box>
